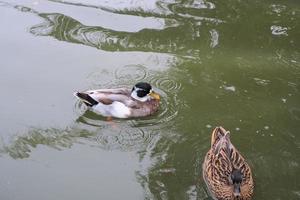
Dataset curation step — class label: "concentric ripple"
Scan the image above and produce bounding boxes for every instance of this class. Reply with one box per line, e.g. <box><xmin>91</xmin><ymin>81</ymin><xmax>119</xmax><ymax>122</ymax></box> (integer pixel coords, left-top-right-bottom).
<box><xmin>86</xmin><ymin>69</ymin><xmax>116</xmax><ymax>88</ymax></box>
<box><xmin>289</xmin><ymin>107</ymin><xmax>300</xmax><ymax>121</ymax></box>
<box><xmin>74</xmin><ymin>67</ymin><xmax>183</xmax><ymax>129</ymax></box>
<box><xmin>94</xmin><ymin>125</ymin><xmax>154</xmax><ymax>151</ymax></box>
<box><xmin>149</xmin><ymin>75</ymin><xmax>182</xmax><ymax>93</ymax></box>
<box><xmin>114</xmin><ymin>64</ymin><xmax>148</xmax><ymax>82</ymax></box>
<box><xmin>74</xmin><ymin>107</ymin><xmax>157</xmax><ymax>151</ymax></box>
<box><xmin>73</xmin><ymin>100</ymin><xmax>157</xmax><ymax>151</ymax></box>
<box><xmin>129</xmin><ymin>73</ymin><xmax>183</xmax><ymax>128</ymax></box>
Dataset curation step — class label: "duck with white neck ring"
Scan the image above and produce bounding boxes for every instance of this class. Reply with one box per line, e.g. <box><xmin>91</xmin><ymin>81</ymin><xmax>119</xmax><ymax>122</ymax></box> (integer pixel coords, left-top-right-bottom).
<box><xmin>74</xmin><ymin>82</ymin><xmax>160</xmax><ymax>119</ymax></box>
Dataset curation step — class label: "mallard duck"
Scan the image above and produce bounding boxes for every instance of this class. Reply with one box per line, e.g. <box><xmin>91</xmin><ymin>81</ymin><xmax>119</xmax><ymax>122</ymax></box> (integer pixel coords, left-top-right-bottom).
<box><xmin>74</xmin><ymin>82</ymin><xmax>160</xmax><ymax>118</ymax></box>
<box><xmin>202</xmin><ymin>127</ymin><xmax>254</xmax><ymax>200</ymax></box>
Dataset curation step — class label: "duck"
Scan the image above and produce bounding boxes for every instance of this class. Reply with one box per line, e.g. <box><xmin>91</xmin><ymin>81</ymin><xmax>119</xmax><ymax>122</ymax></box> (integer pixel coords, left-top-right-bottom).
<box><xmin>202</xmin><ymin>127</ymin><xmax>254</xmax><ymax>200</ymax></box>
<box><xmin>74</xmin><ymin>82</ymin><xmax>160</xmax><ymax>118</ymax></box>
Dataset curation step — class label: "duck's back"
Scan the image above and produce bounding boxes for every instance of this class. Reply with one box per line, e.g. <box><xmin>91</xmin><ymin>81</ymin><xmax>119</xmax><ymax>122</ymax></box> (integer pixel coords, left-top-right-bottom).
<box><xmin>203</xmin><ymin>127</ymin><xmax>254</xmax><ymax>200</ymax></box>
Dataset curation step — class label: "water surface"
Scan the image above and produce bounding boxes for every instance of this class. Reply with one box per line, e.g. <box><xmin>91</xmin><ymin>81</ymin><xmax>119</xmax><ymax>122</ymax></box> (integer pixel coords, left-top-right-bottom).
<box><xmin>0</xmin><ymin>0</ymin><xmax>299</xmax><ymax>199</ymax></box>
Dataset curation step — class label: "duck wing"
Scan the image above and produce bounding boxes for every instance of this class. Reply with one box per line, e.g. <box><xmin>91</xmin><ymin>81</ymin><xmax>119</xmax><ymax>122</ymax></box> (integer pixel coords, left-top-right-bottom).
<box><xmin>86</xmin><ymin>88</ymin><xmax>131</xmax><ymax>95</ymax></box>
<box><xmin>203</xmin><ymin>148</ymin><xmax>233</xmax><ymax>200</ymax></box>
<box><xmin>85</xmin><ymin>88</ymin><xmax>132</xmax><ymax>105</ymax></box>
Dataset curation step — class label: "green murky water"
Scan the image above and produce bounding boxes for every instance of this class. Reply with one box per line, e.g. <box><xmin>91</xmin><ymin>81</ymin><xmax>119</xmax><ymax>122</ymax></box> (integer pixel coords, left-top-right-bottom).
<box><xmin>0</xmin><ymin>0</ymin><xmax>299</xmax><ymax>199</ymax></box>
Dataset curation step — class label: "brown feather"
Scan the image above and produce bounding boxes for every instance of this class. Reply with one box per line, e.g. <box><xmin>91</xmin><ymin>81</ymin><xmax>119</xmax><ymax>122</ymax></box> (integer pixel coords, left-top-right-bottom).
<box><xmin>203</xmin><ymin>127</ymin><xmax>254</xmax><ymax>200</ymax></box>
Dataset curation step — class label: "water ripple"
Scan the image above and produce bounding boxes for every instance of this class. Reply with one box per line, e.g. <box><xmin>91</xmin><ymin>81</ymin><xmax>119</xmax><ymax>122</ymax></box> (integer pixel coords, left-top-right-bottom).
<box><xmin>75</xmin><ymin>66</ymin><xmax>183</xmax><ymax>129</ymax></box>
<box><xmin>75</xmin><ymin>82</ymin><xmax>181</xmax><ymax>129</ymax></box>
<box><xmin>0</xmin><ymin>127</ymin><xmax>90</xmax><ymax>159</ymax></box>
<box><xmin>129</xmin><ymin>72</ymin><xmax>183</xmax><ymax>128</ymax></box>
<box><xmin>0</xmin><ymin>124</ymin><xmax>156</xmax><ymax>157</ymax></box>
<box><xmin>2</xmin><ymin>1</ymin><xmax>223</xmax><ymax>58</ymax></box>
<box><xmin>269</xmin><ymin>4</ymin><xmax>287</xmax><ymax>15</ymax></box>
<box><xmin>94</xmin><ymin>125</ymin><xmax>153</xmax><ymax>151</ymax></box>
<box><xmin>289</xmin><ymin>107</ymin><xmax>300</xmax><ymax>121</ymax></box>
<box><xmin>148</xmin><ymin>75</ymin><xmax>182</xmax><ymax>93</ymax></box>
<box><xmin>253</xmin><ymin>77</ymin><xmax>271</xmax><ymax>86</ymax></box>
<box><xmin>86</xmin><ymin>69</ymin><xmax>115</xmax><ymax>88</ymax></box>
<box><xmin>184</xmin><ymin>0</ymin><xmax>216</xmax><ymax>10</ymax></box>
<box><xmin>115</xmin><ymin>64</ymin><xmax>148</xmax><ymax>82</ymax></box>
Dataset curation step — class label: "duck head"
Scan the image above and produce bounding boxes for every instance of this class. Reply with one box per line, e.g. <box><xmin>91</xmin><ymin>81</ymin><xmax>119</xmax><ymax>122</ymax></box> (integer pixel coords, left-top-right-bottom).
<box><xmin>231</xmin><ymin>169</ymin><xmax>243</xmax><ymax>197</ymax></box>
<box><xmin>131</xmin><ymin>82</ymin><xmax>160</xmax><ymax>102</ymax></box>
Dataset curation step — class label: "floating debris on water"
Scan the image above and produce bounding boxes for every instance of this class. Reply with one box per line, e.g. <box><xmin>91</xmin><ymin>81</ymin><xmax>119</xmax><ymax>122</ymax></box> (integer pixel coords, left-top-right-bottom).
<box><xmin>253</xmin><ymin>78</ymin><xmax>271</xmax><ymax>86</ymax></box>
<box><xmin>281</xmin><ymin>98</ymin><xmax>287</xmax><ymax>103</ymax></box>
<box><xmin>270</xmin><ymin>4</ymin><xmax>287</xmax><ymax>14</ymax></box>
<box><xmin>156</xmin><ymin>180</ymin><xmax>166</xmax><ymax>188</ymax></box>
<box><xmin>206</xmin><ymin>124</ymin><xmax>212</xmax><ymax>128</ymax></box>
<box><xmin>264</xmin><ymin>126</ymin><xmax>270</xmax><ymax>130</ymax></box>
<box><xmin>158</xmin><ymin>168</ymin><xmax>176</xmax><ymax>174</ymax></box>
<box><xmin>271</xmin><ymin>25</ymin><xmax>288</xmax><ymax>36</ymax></box>
<box><xmin>186</xmin><ymin>185</ymin><xmax>197</xmax><ymax>200</ymax></box>
<box><xmin>210</xmin><ymin>29</ymin><xmax>219</xmax><ymax>48</ymax></box>
<box><xmin>223</xmin><ymin>85</ymin><xmax>236</xmax><ymax>92</ymax></box>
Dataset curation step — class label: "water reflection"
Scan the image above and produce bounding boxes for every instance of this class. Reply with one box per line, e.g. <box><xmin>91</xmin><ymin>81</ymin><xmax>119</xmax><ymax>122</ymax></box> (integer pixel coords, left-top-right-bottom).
<box><xmin>2</xmin><ymin>0</ymin><xmax>299</xmax><ymax>55</ymax></box>
<box><xmin>1</xmin><ymin>0</ymin><xmax>300</xmax><ymax>199</ymax></box>
<box><xmin>0</xmin><ymin>59</ymin><xmax>185</xmax><ymax>160</ymax></box>
<box><xmin>0</xmin><ymin>124</ymin><xmax>156</xmax><ymax>159</ymax></box>
<box><xmin>0</xmin><ymin>1</ymin><xmax>223</xmax><ymax>59</ymax></box>
<box><xmin>0</xmin><ymin>127</ymin><xmax>86</xmax><ymax>159</ymax></box>
<box><xmin>50</xmin><ymin>0</ymin><xmax>220</xmax><ymax>21</ymax></box>
<box><xmin>29</xmin><ymin>12</ymin><xmax>214</xmax><ymax>57</ymax></box>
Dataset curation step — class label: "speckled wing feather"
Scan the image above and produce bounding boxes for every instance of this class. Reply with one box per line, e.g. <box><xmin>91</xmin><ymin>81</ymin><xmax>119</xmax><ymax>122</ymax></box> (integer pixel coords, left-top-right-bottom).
<box><xmin>203</xmin><ymin>147</ymin><xmax>233</xmax><ymax>199</ymax></box>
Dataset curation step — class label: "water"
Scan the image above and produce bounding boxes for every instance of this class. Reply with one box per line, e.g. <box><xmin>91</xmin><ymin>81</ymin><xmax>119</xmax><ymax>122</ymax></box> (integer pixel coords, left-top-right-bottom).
<box><xmin>0</xmin><ymin>0</ymin><xmax>299</xmax><ymax>199</ymax></box>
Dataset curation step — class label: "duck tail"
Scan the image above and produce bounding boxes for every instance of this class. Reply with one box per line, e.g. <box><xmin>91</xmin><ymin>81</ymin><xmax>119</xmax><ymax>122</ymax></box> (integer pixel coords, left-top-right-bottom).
<box><xmin>211</xmin><ymin>126</ymin><xmax>229</xmax><ymax>147</ymax></box>
<box><xmin>74</xmin><ymin>92</ymin><xmax>98</xmax><ymax>107</ymax></box>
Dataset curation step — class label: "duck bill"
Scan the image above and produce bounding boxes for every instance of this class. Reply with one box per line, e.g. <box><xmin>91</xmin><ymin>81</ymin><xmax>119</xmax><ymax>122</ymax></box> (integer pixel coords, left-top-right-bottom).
<box><xmin>233</xmin><ymin>183</ymin><xmax>241</xmax><ymax>197</ymax></box>
<box><xmin>149</xmin><ymin>91</ymin><xmax>160</xmax><ymax>100</ymax></box>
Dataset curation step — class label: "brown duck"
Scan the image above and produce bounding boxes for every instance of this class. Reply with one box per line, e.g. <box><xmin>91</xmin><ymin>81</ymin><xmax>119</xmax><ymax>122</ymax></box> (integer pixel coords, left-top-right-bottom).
<box><xmin>202</xmin><ymin>127</ymin><xmax>254</xmax><ymax>200</ymax></box>
<box><xmin>74</xmin><ymin>82</ymin><xmax>160</xmax><ymax>118</ymax></box>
